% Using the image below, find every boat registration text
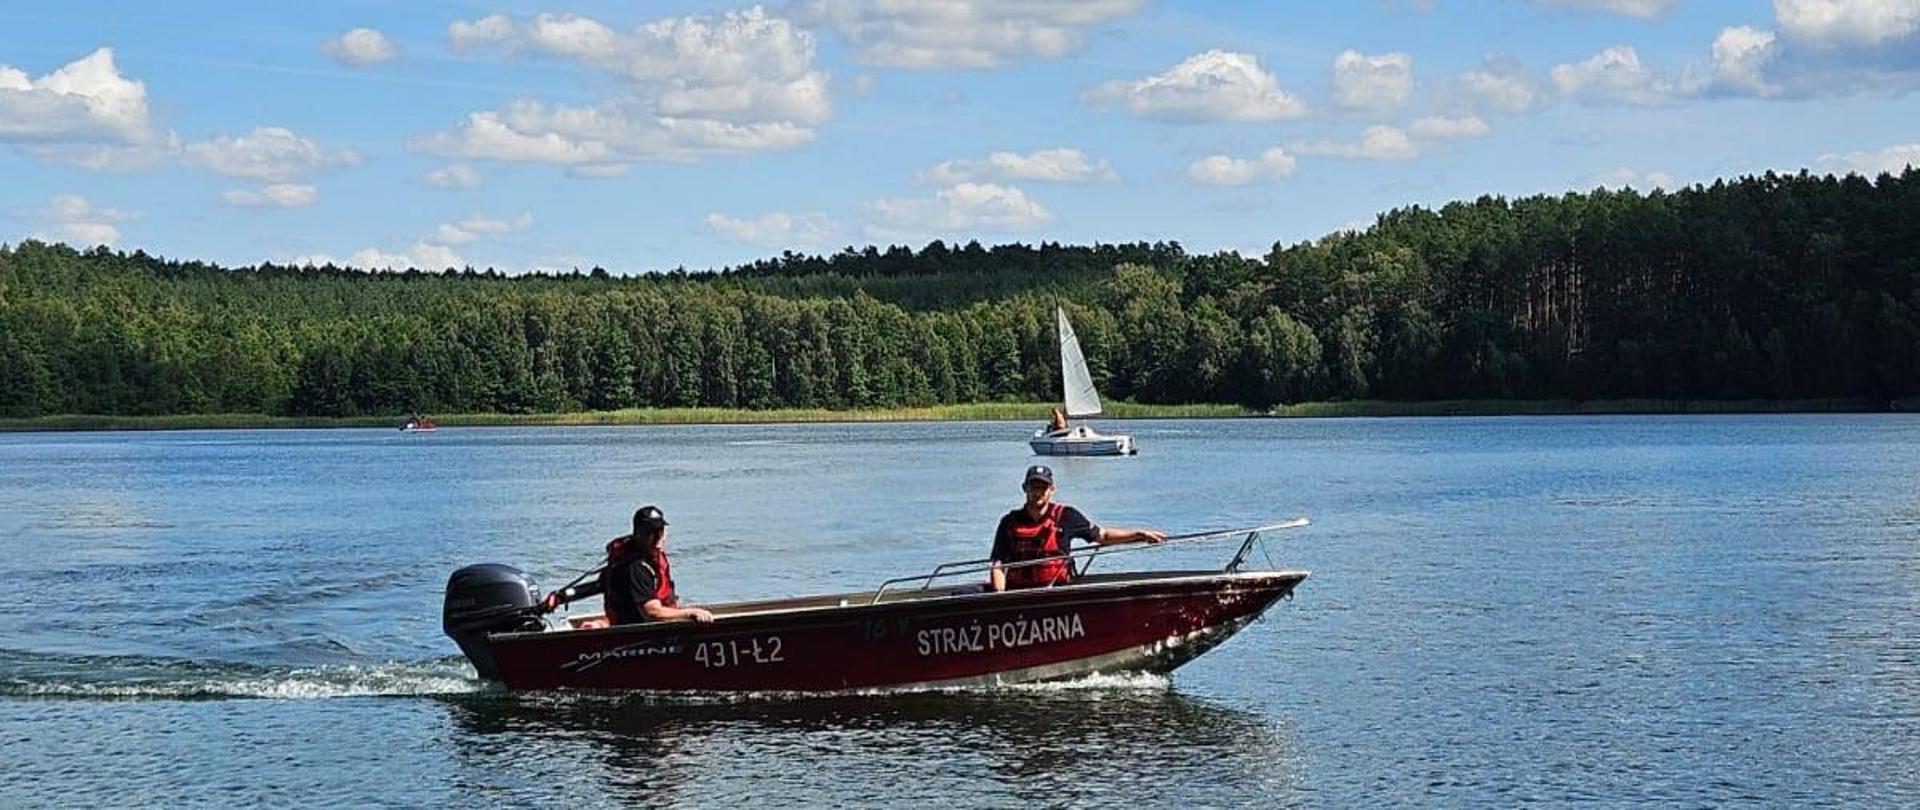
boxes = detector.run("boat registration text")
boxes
[916,613,1085,656]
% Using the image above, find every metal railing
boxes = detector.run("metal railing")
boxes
[867,518,1309,605]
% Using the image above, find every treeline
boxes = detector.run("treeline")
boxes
[1,169,1916,418]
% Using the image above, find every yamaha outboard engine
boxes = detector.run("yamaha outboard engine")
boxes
[443,564,544,681]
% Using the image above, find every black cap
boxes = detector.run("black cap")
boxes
[633,505,669,533]
[1023,465,1054,486]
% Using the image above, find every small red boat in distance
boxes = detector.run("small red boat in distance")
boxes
[443,520,1309,693]
[399,415,437,433]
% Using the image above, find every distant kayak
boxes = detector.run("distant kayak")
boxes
[399,417,438,433]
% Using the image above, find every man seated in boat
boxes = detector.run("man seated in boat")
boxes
[989,465,1166,591]
[1047,406,1069,434]
[587,506,714,625]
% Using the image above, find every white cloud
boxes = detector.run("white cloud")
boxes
[1592,166,1675,189]
[434,213,534,245]
[1775,0,1920,49]
[322,28,399,67]
[221,183,318,208]
[426,8,830,166]
[1707,25,1781,95]
[1817,142,1920,175]
[449,15,516,52]
[1458,58,1545,112]
[42,194,133,246]
[865,182,1051,239]
[1332,50,1413,110]
[414,98,818,164]
[1186,148,1297,186]
[1551,45,1680,105]
[1292,125,1420,161]
[0,48,152,144]
[1409,114,1490,140]
[1085,50,1307,123]
[792,0,1145,69]
[705,211,838,248]
[1531,0,1676,16]
[424,163,481,189]
[183,126,359,181]
[294,241,469,272]
[920,148,1117,184]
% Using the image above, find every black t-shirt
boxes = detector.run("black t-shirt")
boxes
[603,556,666,625]
[991,505,1101,562]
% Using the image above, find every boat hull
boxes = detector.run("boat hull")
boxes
[1029,428,1135,456]
[485,571,1303,692]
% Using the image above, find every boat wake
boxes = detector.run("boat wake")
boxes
[0,649,482,701]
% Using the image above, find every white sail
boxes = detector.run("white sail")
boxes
[1057,306,1104,417]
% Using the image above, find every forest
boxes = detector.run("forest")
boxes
[1,169,1916,418]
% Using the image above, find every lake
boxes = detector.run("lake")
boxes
[3,416,1918,806]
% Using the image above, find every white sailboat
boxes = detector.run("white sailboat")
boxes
[1030,306,1137,456]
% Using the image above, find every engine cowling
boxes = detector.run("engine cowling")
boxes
[443,563,544,681]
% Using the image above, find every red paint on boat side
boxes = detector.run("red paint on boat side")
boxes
[488,571,1303,692]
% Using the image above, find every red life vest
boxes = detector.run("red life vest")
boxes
[1004,503,1072,589]
[602,535,678,624]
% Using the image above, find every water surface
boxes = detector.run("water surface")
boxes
[3,416,1918,805]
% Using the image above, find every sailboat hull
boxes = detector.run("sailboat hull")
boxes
[1030,427,1136,456]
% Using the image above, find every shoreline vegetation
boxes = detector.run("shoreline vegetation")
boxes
[1,398,1910,432]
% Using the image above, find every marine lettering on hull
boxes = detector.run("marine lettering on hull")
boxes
[562,640,682,672]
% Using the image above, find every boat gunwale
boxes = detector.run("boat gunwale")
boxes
[496,569,1308,645]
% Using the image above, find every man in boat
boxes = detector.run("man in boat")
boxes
[1047,406,1069,434]
[989,465,1166,591]
[549,506,715,625]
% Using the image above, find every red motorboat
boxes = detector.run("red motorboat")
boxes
[442,521,1309,693]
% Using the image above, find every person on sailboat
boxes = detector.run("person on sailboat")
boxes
[988,465,1165,591]
[1047,406,1069,433]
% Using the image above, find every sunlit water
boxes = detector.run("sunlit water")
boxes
[3,416,1918,806]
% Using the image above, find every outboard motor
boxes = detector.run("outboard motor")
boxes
[443,563,544,681]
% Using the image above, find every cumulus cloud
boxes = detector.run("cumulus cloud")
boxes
[1457,57,1546,112]
[1292,125,1420,161]
[1531,0,1676,16]
[791,0,1145,69]
[865,182,1050,240]
[1084,50,1307,123]
[1817,142,1920,175]
[434,213,533,245]
[424,163,481,189]
[323,28,399,67]
[705,211,838,248]
[1592,166,1675,190]
[183,126,359,181]
[450,15,516,52]
[1332,50,1413,110]
[1409,114,1490,140]
[42,194,133,246]
[221,183,318,208]
[294,242,468,272]
[919,148,1117,184]
[1186,148,1296,186]
[425,8,830,166]
[1775,0,1920,49]
[1551,45,1681,105]
[1706,25,1781,95]
[0,48,152,144]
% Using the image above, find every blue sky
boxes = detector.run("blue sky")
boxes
[2,0,1916,273]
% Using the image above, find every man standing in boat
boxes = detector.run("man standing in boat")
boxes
[989,465,1166,591]
[599,506,714,625]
